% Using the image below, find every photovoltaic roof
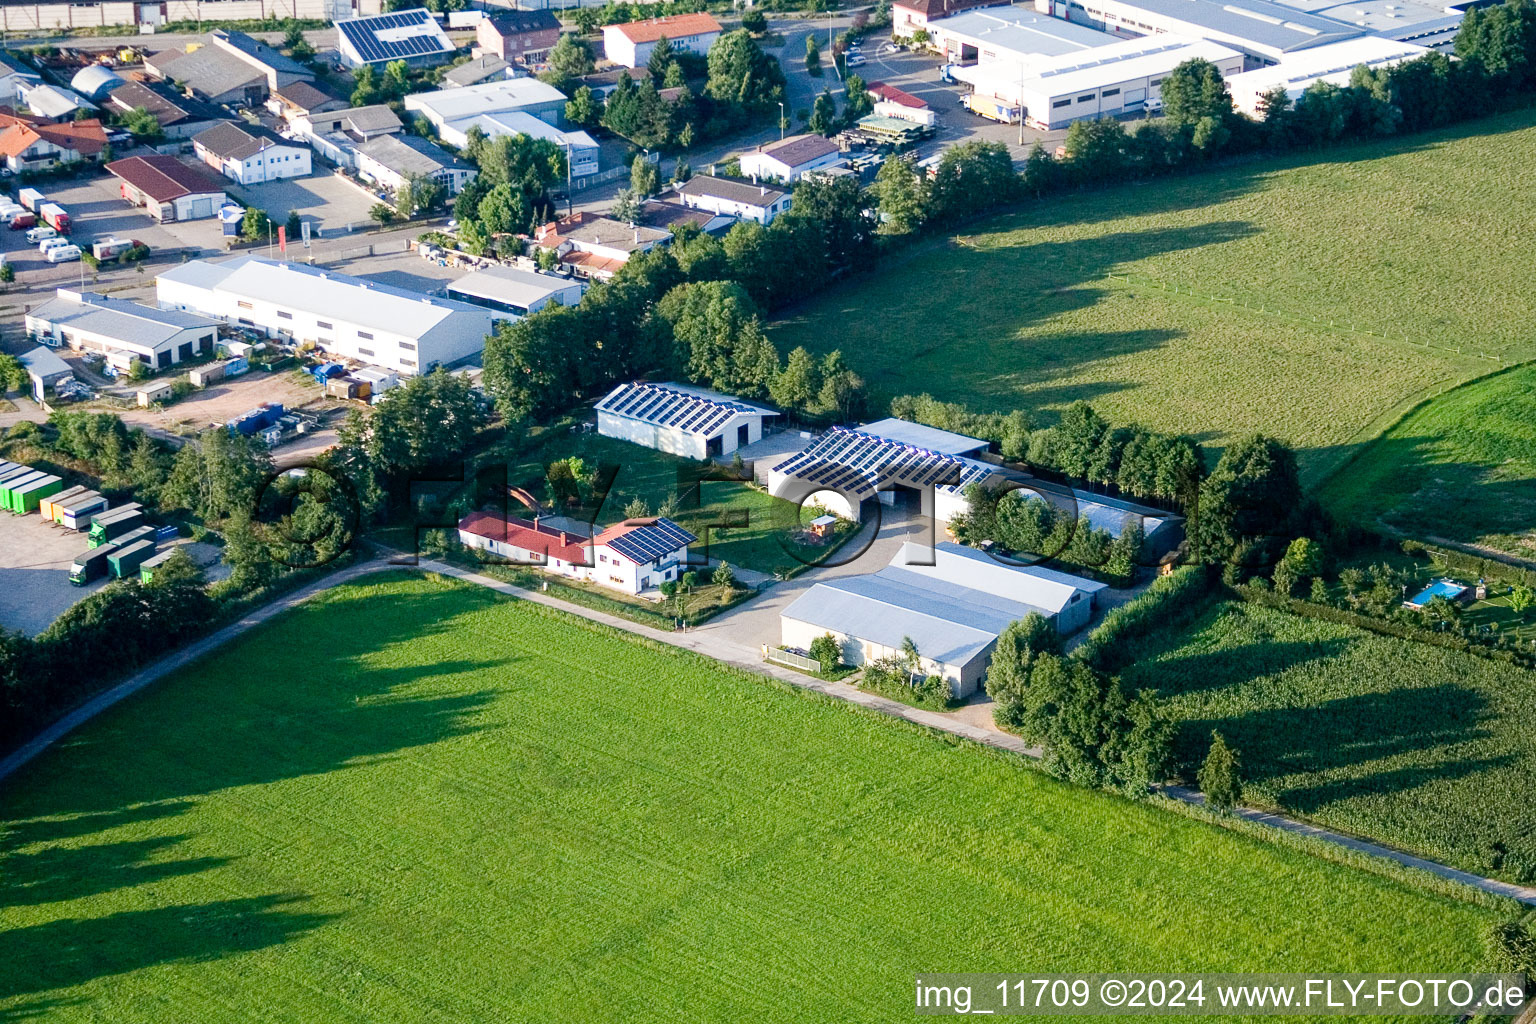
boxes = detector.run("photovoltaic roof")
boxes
[337,10,455,65]
[773,427,972,502]
[596,381,776,438]
[599,517,697,564]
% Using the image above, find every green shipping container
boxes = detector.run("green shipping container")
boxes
[12,475,63,514]
[107,540,156,579]
[0,470,47,512]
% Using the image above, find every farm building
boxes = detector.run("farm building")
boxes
[156,255,496,375]
[953,35,1244,128]
[18,345,73,402]
[1224,36,1432,114]
[779,542,1104,697]
[193,121,312,184]
[457,512,698,595]
[739,134,844,183]
[336,9,456,69]
[1053,0,1364,64]
[28,289,222,374]
[106,81,227,139]
[602,13,722,69]
[106,154,228,222]
[444,264,584,320]
[476,9,561,62]
[767,421,996,523]
[596,381,778,460]
[355,133,477,195]
[672,175,789,225]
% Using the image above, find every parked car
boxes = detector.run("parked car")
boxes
[44,244,82,263]
[846,53,867,66]
[25,225,56,244]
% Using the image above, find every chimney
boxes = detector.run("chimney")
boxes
[633,227,639,244]
[760,184,766,196]
[709,163,716,175]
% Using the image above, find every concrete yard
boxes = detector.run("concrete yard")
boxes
[227,171,386,236]
[114,368,325,439]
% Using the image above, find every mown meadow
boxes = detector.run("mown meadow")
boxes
[1116,599,1536,883]
[770,107,1536,485]
[0,575,1510,1022]
[1319,364,1536,558]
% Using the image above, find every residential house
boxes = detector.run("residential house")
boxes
[891,0,1009,37]
[457,512,697,595]
[0,51,40,106]
[290,103,402,168]
[672,174,789,225]
[0,114,107,173]
[602,12,721,68]
[106,154,228,222]
[739,134,844,182]
[475,9,561,63]
[355,133,476,195]
[194,121,312,184]
[441,54,510,88]
[531,212,669,279]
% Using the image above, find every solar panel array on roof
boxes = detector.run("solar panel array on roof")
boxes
[602,518,697,564]
[338,10,454,64]
[596,382,765,437]
[774,427,968,502]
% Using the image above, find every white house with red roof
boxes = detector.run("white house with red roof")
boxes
[739,134,844,183]
[458,512,698,594]
[867,81,937,127]
[603,12,721,68]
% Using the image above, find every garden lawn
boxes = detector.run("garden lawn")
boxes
[1115,599,1536,883]
[0,575,1509,1022]
[1317,364,1536,559]
[770,108,1536,484]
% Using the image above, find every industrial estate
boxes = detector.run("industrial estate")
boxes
[0,0,1534,1019]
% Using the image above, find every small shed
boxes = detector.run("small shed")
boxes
[137,380,175,407]
[326,376,371,401]
[18,345,73,402]
[188,361,226,387]
[809,514,837,539]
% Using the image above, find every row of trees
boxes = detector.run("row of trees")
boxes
[951,485,1145,584]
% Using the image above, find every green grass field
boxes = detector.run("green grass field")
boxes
[1115,599,1536,883]
[0,576,1509,1021]
[1318,365,1536,559]
[770,109,1536,486]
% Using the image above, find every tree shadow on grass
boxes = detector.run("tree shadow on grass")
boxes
[0,895,335,1003]
[1175,683,1494,812]
[0,577,511,1003]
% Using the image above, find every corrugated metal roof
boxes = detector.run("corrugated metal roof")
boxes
[29,290,220,351]
[893,541,1105,611]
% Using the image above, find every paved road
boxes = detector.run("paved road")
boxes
[4,549,1534,908]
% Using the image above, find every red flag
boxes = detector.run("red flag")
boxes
[277,225,287,253]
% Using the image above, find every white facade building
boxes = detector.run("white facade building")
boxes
[602,12,722,68]
[954,35,1245,128]
[739,134,844,183]
[404,77,568,134]
[445,264,585,320]
[355,133,477,194]
[672,175,789,225]
[1050,0,1365,64]
[156,255,495,375]
[596,381,778,460]
[458,512,697,594]
[1225,36,1432,114]
[193,121,311,184]
[929,8,1120,66]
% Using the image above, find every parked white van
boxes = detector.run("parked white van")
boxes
[44,244,81,263]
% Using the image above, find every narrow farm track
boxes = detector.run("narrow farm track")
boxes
[4,554,1534,909]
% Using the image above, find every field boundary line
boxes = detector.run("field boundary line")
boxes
[5,555,1533,909]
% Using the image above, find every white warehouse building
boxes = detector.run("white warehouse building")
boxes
[1049,0,1366,65]
[596,381,778,460]
[1224,36,1432,114]
[156,255,495,375]
[779,542,1105,697]
[955,35,1245,128]
[27,288,222,374]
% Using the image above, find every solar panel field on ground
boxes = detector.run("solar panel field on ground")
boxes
[769,107,1536,489]
[0,575,1512,1021]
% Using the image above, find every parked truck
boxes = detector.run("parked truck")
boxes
[18,187,45,212]
[107,539,156,579]
[962,92,1021,124]
[39,203,70,234]
[88,503,145,546]
[69,545,116,586]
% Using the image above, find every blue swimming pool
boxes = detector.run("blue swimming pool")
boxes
[1406,578,1468,607]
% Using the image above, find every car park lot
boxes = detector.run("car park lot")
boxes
[226,171,386,235]
[0,509,103,635]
